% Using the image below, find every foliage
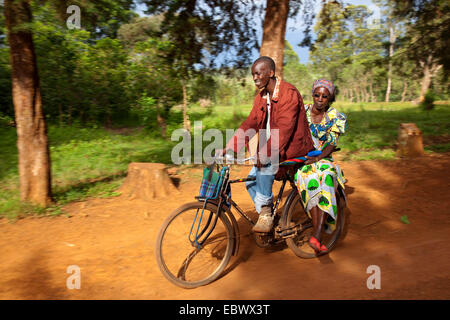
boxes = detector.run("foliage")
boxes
[140,0,260,71]
[420,91,436,111]
[283,40,314,100]
[38,0,138,39]
[309,3,385,102]
[1,0,448,127]
[391,0,450,77]
[132,94,157,126]
[1,101,450,219]
[117,15,162,47]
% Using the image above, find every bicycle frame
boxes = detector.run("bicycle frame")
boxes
[192,160,301,249]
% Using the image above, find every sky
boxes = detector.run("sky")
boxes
[135,0,379,64]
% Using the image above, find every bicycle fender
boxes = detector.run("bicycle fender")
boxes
[204,201,240,257]
[221,205,240,256]
[337,186,347,208]
[280,189,302,226]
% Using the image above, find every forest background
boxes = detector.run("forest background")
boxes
[0,0,448,218]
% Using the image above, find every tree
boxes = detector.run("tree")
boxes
[140,0,262,130]
[283,40,314,99]
[4,0,52,206]
[140,1,319,86]
[260,0,290,78]
[117,15,163,48]
[41,0,137,39]
[391,0,449,101]
[260,0,317,78]
[309,2,384,101]
[373,0,404,102]
[0,7,12,117]
[384,22,396,102]
[127,37,183,137]
[2,0,139,207]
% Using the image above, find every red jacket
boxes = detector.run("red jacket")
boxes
[226,79,314,161]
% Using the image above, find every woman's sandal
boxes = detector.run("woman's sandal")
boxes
[308,236,321,253]
[309,236,329,255]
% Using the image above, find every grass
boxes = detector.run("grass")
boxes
[1,101,449,220]
[0,125,179,220]
[337,102,450,160]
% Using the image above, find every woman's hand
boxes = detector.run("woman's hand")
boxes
[304,156,322,165]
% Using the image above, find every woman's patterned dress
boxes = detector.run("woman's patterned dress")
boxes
[296,105,347,223]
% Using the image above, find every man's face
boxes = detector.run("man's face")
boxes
[251,61,274,90]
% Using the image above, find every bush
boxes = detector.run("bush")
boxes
[132,95,157,126]
[420,91,436,111]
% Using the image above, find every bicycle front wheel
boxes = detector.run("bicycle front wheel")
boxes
[155,201,234,288]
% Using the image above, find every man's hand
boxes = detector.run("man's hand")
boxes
[214,148,226,158]
[255,153,270,168]
[255,156,264,168]
[215,148,234,159]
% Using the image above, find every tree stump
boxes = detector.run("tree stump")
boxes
[118,163,179,200]
[397,123,424,157]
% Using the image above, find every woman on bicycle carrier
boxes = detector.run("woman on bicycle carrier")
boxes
[297,79,347,255]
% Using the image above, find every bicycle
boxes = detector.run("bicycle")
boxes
[155,153,347,289]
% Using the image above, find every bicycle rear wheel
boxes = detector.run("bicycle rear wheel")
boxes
[155,201,234,288]
[282,189,346,259]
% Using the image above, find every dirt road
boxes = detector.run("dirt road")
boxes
[1,154,449,300]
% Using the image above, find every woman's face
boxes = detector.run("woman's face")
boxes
[313,87,331,111]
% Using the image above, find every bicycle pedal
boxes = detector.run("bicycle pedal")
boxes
[253,231,271,235]
[280,230,295,237]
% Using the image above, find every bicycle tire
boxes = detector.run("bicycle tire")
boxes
[155,201,234,288]
[282,189,346,259]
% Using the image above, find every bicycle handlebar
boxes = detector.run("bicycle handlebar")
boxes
[212,147,341,166]
[213,154,256,164]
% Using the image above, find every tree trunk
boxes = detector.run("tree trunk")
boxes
[401,80,408,102]
[385,70,392,102]
[362,84,369,103]
[105,110,112,129]
[418,55,443,102]
[369,81,376,102]
[181,80,191,131]
[118,163,179,201]
[260,0,290,78]
[5,0,52,207]
[397,123,424,157]
[419,65,432,102]
[355,87,360,103]
[156,100,167,138]
[385,25,396,103]
[58,103,63,126]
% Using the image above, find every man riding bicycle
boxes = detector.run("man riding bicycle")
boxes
[217,56,314,233]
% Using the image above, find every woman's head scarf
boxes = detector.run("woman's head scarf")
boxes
[312,79,335,97]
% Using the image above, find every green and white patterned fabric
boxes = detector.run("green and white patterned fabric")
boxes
[296,105,347,220]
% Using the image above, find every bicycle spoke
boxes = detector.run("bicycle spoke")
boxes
[156,202,233,288]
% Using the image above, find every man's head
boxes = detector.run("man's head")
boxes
[251,56,276,90]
